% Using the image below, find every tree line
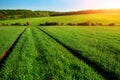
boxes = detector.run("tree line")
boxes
[0,9,55,20]
[0,9,120,20]
[50,9,120,16]
[2,21,115,26]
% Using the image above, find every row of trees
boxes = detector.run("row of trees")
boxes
[2,21,115,26]
[0,9,55,20]
[39,22,115,26]
[67,22,115,26]
[2,22,30,26]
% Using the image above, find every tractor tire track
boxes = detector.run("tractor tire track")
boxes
[38,27,118,80]
[0,27,27,69]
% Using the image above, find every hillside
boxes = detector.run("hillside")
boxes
[0,13,120,26]
[0,9,120,20]
[50,9,120,16]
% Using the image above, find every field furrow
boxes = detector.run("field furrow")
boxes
[0,27,27,68]
[0,27,104,80]
[0,27,26,55]
[40,26,120,80]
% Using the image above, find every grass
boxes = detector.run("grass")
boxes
[0,13,120,26]
[0,27,104,80]
[0,26,26,54]
[40,26,120,79]
[0,12,120,79]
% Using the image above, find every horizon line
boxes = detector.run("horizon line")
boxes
[0,8,120,12]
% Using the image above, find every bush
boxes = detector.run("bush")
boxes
[77,22,104,26]
[39,22,59,26]
[45,22,59,26]
[67,23,75,26]
[11,23,21,26]
[2,23,8,26]
[23,24,27,26]
[61,23,64,25]
[108,23,115,26]
[98,23,103,26]
[39,23,45,26]
[77,22,91,26]
[26,22,30,26]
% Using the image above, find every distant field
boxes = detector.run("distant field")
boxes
[0,26,120,79]
[0,13,120,26]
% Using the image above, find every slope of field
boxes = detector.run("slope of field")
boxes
[0,27,26,55]
[0,27,104,80]
[40,26,120,80]
[0,13,120,26]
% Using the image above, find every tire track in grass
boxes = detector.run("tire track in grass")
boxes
[0,27,103,79]
[0,28,37,79]
[38,27,118,80]
[0,27,27,69]
[32,27,104,80]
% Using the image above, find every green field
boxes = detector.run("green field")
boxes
[40,26,120,79]
[0,13,120,26]
[0,27,105,80]
[0,13,120,80]
[0,27,26,54]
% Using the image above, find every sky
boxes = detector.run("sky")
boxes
[0,0,120,11]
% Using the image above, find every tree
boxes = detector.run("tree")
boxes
[0,13,6,19]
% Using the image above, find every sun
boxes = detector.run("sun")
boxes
[82,0,120,10]
[104,0,120,9]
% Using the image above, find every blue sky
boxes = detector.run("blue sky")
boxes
[0,0,120,11]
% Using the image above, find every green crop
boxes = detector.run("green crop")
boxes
[0,27,104,80]
[0,26,26,54]
[0,12,120,80]
[40,26,120,79]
